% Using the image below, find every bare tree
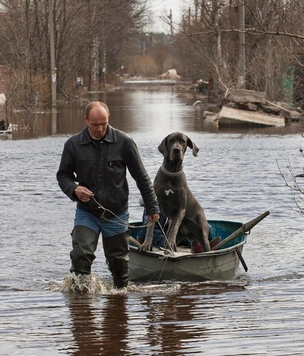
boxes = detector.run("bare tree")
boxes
[277,148,304,213]
[0,0,49,109]
[171,0,304,105]
[0,0,149,108]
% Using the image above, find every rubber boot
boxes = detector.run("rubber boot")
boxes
[70,225,99,275]
[102,231,130,289]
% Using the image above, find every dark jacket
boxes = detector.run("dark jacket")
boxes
[57,125,160,219]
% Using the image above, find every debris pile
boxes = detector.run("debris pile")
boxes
[158,69,181,80]
[217,89,304,127]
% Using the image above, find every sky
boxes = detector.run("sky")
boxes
[146,0,191,33]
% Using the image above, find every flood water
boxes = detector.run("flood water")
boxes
[1,88,304,355]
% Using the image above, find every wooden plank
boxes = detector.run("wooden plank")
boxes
[218,106,285,127]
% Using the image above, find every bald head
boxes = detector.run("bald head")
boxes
[85,101,110,118]
[84,101,110,140]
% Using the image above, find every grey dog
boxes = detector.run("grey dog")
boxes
[140,132,210,252]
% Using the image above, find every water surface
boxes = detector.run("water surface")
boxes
[1,89,304,355]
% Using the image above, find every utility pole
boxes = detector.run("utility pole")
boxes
[168,9,173,36]
[49,0,57,108]
[238,0,246,89]
[102,20,106,88]
[102,0,106,89]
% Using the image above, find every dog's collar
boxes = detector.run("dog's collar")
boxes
[160,165,184,177]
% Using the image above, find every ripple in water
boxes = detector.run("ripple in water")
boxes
[44,273,182,295]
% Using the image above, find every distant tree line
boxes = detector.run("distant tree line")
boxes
[1,0,304,110]
[0,0,172,110]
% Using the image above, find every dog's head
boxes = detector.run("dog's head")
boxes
[158,132,199,161]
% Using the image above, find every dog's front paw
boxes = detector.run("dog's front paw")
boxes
[139,223,155,252]
[166,240,177,252]
[139,240,152,252]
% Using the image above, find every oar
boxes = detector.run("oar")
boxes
[211,211,270,251]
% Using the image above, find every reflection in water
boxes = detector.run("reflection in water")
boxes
[65,294,128,356]
[1,88,304,355]
[141,294,204,354]
[51,109,57,135]
[63,281,248,356]
[64,292,195,356]
[6,88,304,140]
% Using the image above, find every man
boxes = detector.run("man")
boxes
[57,101,159,288]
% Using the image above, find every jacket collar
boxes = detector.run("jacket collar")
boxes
[80,125,117,145]
[103,125,117,143]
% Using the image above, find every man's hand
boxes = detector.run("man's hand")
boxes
[147,214,160,223]
[74,186,94,202]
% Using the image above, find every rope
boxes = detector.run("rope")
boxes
[91,197,176,281]
[91,197,176,261]
[155,220,176,254]
[91,196,152,229]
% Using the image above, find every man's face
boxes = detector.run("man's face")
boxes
[85,106,109,140]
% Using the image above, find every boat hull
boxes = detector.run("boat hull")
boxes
[128,220,247,282]
[129,243,245,282]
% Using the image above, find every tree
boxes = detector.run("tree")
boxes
[277,139,304,213]
[0,0,149,109]
[170,0,304,105]
[0,0,50,109]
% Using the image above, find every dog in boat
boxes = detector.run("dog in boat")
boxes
[140,132,210,252]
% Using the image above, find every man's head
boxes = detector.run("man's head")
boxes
[84,101,110,139]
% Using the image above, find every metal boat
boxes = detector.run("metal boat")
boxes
[128,211,269,282]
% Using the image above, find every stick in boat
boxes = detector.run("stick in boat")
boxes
[211,211,270,251]
[236,248,248,272]
[129,236,142,248]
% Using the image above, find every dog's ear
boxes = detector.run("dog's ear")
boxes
[158,136,169,157]
[187,137,199,157]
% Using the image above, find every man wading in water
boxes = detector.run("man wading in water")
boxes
[57,101,159,288]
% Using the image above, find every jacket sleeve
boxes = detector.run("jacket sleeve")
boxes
[125,138,160,216]
[56,139,78,201]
